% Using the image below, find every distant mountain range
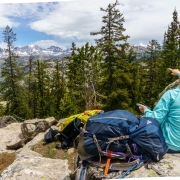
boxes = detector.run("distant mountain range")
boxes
[132,45,147,59]
[0,44,148,60]
[0,45,72,58]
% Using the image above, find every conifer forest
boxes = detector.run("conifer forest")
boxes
[0,0,180,120]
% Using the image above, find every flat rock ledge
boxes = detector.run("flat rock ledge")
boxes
[0,123,23,153]
[0,123,71,180]
[0,149,71,180]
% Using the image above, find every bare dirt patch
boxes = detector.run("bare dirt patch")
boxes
[0,152,15,174]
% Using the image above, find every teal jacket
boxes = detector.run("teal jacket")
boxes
[144,75,180,151]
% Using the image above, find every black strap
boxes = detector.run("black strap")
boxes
[73,117,81,132]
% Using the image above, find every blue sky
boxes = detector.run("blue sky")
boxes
[1,0,180,49]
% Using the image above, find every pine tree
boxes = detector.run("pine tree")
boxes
[90,0,136,111]
[32,60,51,118]
[66,42,102,113]
[24,54,35,118]
[142,40,162,107]
[130,60,147,114]
[104,54,139,112]
[50,61,66,119]
[90,0,129,82]
[65,43,85,114]
[71,42,76,56]
[1,25,30,119]
[162,9,180,86]
[82,44,102,109]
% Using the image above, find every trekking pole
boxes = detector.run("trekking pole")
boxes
[119,159,143,179]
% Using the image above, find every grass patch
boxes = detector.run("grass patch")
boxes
[32,140,77,172]
[69,172,76,180]
[44,144,57,158]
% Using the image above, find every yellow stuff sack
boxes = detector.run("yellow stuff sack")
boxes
[59,109,101,132]
[58,109,102,149]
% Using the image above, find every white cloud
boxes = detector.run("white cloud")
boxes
[0,42,7,49]
[32,39,95,49]
[28,1,110,41]
[32,39,68,49]
[0,2,59,29]
[1,0,180,47]
[139,42,147,47]
[28,0,180,45]
[120,0,179,45]
[0,16,19,28]
[0,0,74,3]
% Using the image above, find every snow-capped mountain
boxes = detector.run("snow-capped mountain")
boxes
[0,44,148,60]
[46,46,63,53]
[0,45,71,58]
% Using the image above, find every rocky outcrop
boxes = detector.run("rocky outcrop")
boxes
[1,132,71,180]
[0,123,22,153]
[0,116,17,128]
[0,119,71,180]
[5,117,57,150]
[21,117,57,138]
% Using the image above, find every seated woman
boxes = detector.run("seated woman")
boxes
[138,68,180,153]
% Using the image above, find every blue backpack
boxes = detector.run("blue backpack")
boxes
[130,116,168,161]
[76,110,168,179]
